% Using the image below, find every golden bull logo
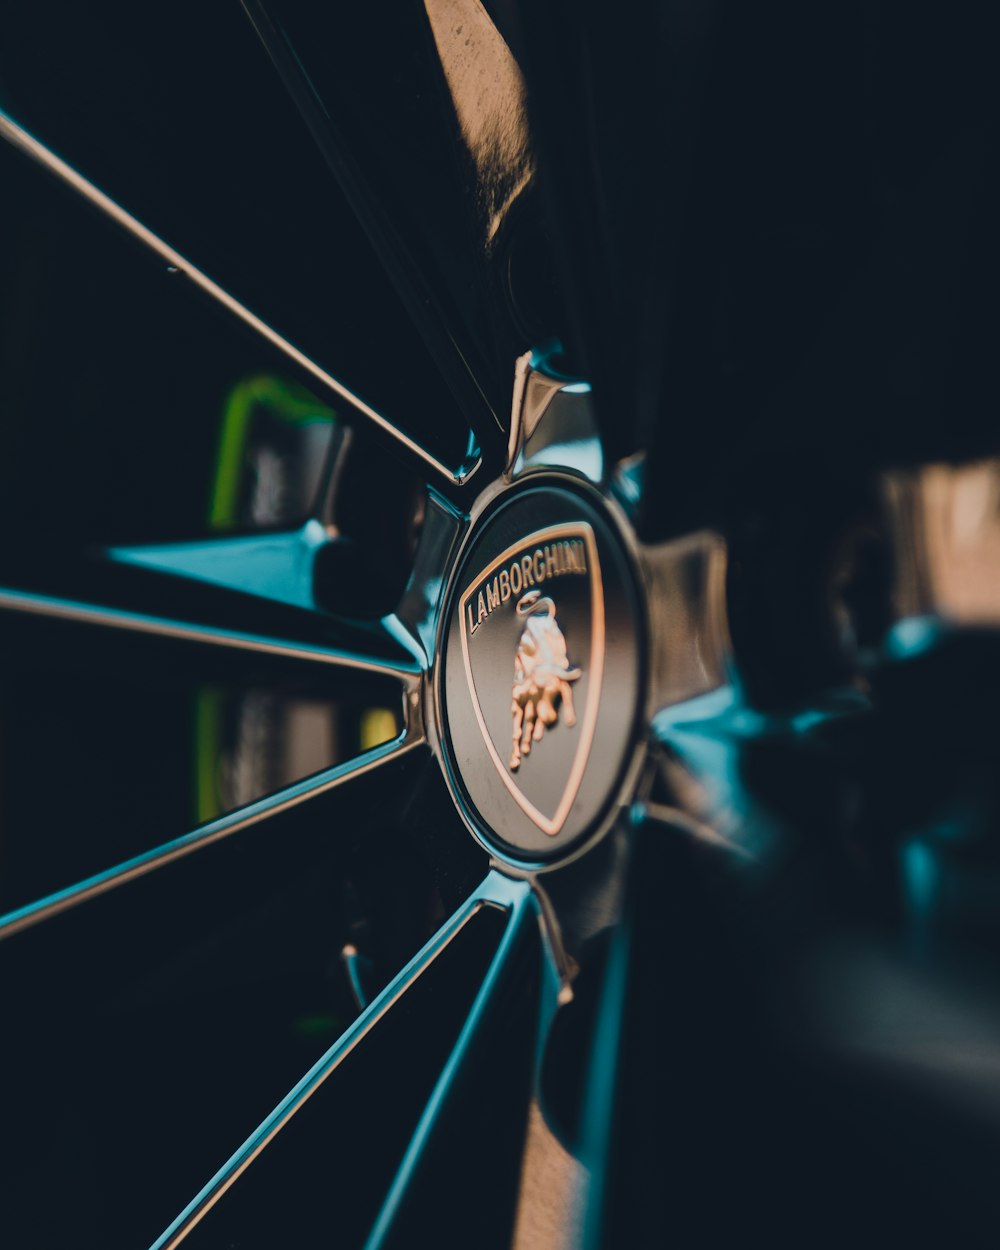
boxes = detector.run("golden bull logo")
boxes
[459,522,605,836]
[509,590,582,772]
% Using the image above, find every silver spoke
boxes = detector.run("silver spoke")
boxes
[0,584,421,686]
[363,878,534,1249]
[0,735,424,941]
[108,523,336,614]
[151,871,521,1250]
[640,528,731,718]
[239,0,506,469]
[0,108,467,487]
[506,354,604,483]
[578,902,632,1250]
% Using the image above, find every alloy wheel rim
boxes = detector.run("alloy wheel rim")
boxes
[4,4,998,1248]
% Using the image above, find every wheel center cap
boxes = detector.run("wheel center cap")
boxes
[439,480,644,866]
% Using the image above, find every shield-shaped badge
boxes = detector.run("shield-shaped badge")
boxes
[459,522,605,835]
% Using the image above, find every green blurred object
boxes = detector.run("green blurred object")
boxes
[195,375,339,823]
[194,685,226,824]
[209,373,336,530]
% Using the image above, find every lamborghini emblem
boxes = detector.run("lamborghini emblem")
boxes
[459,522,604,836]
[509,590,581,771]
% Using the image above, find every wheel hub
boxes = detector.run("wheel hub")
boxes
[439,478,645,867]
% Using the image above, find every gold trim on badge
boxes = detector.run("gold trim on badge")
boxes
[459,523,605,836]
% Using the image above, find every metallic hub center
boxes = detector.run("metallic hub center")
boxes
[440,479,644,866]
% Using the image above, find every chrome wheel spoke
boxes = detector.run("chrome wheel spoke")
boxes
[0,736,424,939]
[240,1,526,473]
[577,882,632,1250]
[576,807,771,1247]
[0,738,436,1249]
[0,109,463,487]
[640,529,730,717]
[365,881,541,1250]
[150,875,522,1249]
[0,583,421,686]
[108,525,360,619]
[506,354,605,484]
[501,0,694,467]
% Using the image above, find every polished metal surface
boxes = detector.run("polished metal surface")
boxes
[507,354,603,483]
[0,583,422,686]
